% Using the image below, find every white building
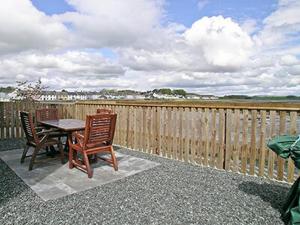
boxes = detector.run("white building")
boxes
[152,93,180,99]
[40,91,57,101]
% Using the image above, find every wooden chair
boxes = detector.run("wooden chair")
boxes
[35,108,59,121]
[96,108,113,114]
[69,114,117,178]
[35,108,68,145]
[20,111,64,170]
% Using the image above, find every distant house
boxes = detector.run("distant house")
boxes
[200,95,218,100]
[57,91,68,101]
[40,91,57,101]
[67,92,77,101]
[186,94,201,100]
[125,94,145,100]
[87,92,100,100]
[152,93,180,99]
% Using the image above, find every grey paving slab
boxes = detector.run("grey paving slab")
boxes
[0,148,159,201]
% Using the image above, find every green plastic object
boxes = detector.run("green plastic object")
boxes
[267,135,300,169]
[282,177,300,225]
[268,135,300,224]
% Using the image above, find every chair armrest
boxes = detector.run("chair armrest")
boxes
[74,132,84,140]
[36,129,55,136]
[71,132,85,147]
[37,132,50,145]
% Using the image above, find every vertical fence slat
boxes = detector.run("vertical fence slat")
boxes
[249,110,257,175]
[184,108,190,162]
[225,109,232,170]
[162,107,167,158]
[277,111,286,181]
[5,102,10,138]
[218,109,225,169]
[172,108,177,160]
[196,108,202,165]
[288,111,297,182]
[210,109,217,167]
[232,109,240,172]
[0,102,4,139]
[10,103,15,139]
[258,110,266,177]
[15,101,20,138]
[167,107,172,158]
[191,107,197,164]
[203,108,209,166]
[241,109,248,174]
[268,111,276,179]
[142,106,147,152]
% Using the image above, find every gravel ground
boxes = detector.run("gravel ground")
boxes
[0,139,290,225]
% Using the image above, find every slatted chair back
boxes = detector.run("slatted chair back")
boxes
[35,108,59,122]
[83,114,117,148]
[96,108,113,114]
[20,111,39,144]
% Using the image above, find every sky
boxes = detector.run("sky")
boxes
[0,0,299,96]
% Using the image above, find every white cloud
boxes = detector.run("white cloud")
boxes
[0,0,299,96]
[0,0,69,55]
[120,16,254,72]
[56,0,165,49]
[256,0,300,47]
[241,19,258,35]
[0,51,125,90]
[184,16,254,68]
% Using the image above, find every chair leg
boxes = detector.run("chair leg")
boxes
[29,146,40,171]
[83,152,93,178]
[21,145,29,163]
[69,145,74,169]
[110,146,118,171]
[58,142,64,164]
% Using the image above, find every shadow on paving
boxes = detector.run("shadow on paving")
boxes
[239,181,289,213]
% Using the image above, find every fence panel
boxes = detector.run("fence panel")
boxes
[1,100,300,183]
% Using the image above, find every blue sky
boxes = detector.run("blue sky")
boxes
[166,0,277,26]
[31,0,75,15]
[31,0,277,26]
[0,0,299,95]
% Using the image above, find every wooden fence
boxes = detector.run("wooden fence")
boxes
[1,100,300,183]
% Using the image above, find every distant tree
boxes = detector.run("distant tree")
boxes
[173,89,186,97]
[222,95,252,99]
[0,86,15,93]
[152,89,159,94]
[159,88,172,95]
[286,95,298,99]
[13,79,47,102]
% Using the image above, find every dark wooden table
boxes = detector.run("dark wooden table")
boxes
[39,119,85,149]
[39,119,85,132]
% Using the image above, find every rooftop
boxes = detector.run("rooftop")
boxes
[0,139,289,225]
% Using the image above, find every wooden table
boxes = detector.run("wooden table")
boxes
[39,119,85,148]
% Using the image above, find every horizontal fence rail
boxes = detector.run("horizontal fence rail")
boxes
[1,100,300,183]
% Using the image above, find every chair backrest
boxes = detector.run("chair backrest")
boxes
[35,108,59,122]
[83,114,117,148]
[20,111,39,144]
[96,108,113,114]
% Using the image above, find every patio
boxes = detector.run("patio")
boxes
[0,139,290,225]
